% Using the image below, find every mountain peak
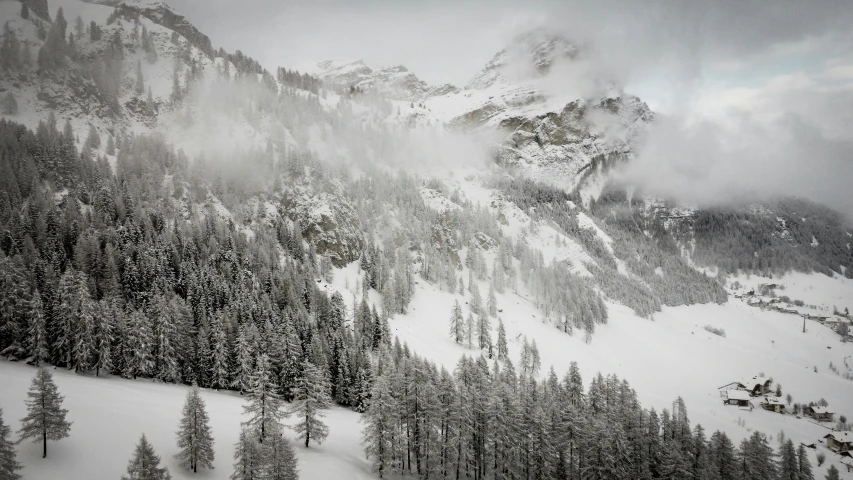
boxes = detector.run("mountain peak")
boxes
[467,28,578,90]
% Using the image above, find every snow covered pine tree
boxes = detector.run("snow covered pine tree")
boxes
[175,384,215,473]
[121,433,171,480]
[17,367,71,458]
[0,409,22,480]
[289,360,331,447]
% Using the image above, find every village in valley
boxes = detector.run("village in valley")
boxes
[719,374,852,472]
[732,281,853,343]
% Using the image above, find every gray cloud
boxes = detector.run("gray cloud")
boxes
[167,0,853,214]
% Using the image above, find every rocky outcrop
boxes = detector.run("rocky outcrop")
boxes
[281,183,364,267]
[95,0,214,57]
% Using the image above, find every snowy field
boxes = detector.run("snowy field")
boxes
[328,264,853,478]
[0,361,373,480]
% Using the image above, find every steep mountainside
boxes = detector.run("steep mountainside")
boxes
[2,2,853,479]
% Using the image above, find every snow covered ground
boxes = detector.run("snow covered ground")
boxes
[0,361,373,480]
[327,263,853,478]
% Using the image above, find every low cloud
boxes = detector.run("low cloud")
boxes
[618,110,853,215]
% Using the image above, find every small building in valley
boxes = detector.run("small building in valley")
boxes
[722,389,752,408]
[806,405,834,422]
[759,396,785,413]
[741,376,772,397]
[824,432,852,454]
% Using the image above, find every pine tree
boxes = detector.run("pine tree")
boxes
[495,318,508,361]
[232,324,255,393]
[796,443,814,480]
[779,439,798,480]
[0,409,22,480]
[93,300,113,377]
[125,309,152,379]
[488,284,497,317]
[825,465,839,480]
[232,428,263,480]
[27,291,48,366]
[465,313,474,349]
[18,367,72,458]
[476,313,491,354]
[243,353,286,443]
[210,315,230,390]
[152,296,180,383]
[469,275,483,315]
[175,385,215,473]
[264,424,299,479]
[449,300,464,344]
[289,361,331,447]
[362,375,399,478]
[530,339,541,377]
[121,434,171,480]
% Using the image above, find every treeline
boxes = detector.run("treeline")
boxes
[276,67,322,95]
[0,118,386,418]
[362,345,816,480]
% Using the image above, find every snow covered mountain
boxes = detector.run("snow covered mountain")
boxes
[306,58,458,100]
[1,2,852,479]
[306,29,654,188]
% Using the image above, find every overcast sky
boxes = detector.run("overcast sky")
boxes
[169,0,853,214]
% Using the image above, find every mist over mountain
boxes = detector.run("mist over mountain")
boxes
[1,1,852,479]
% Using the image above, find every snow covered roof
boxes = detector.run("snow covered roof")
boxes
[761,396,784,405]
[825,432,853,444]
[742,376,770,388]
[810,406,833,414]
[725,390,751,401]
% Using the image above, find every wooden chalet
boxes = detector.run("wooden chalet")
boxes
[741,376,772,397]
[806,405,834,421]
[759,396,785,413]
[824,431,852,455]
[722,389,751,408]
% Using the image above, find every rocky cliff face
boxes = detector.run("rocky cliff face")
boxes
[309,60,457,101]
[281,183,365,268]
[425,29,654,187]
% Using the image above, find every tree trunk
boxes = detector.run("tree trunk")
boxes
[43,429,47,458]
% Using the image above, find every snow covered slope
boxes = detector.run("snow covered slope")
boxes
[328,263,853,478]
[0,361,374,480]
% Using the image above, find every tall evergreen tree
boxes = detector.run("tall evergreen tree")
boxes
[496,318,508,361]
[121,434,171,480]
[27,291,48,366]
[289,361,330,447]
[175,385,215,473]
[796,443,814,480]
[18,367,72,458]
[264,425,299,480]
[825,465,839,480]
[0,409,21,480]
[243,353,285,443]
[232,428,263,480]
[449,300,464,344]
[362,375,399,478]
[779,438,798,480]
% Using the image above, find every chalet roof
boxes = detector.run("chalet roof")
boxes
[810,406,834,414]
[726,390,751,401]
[742,376,770,389]
[824,432,853,444]
[761,396,784,405]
